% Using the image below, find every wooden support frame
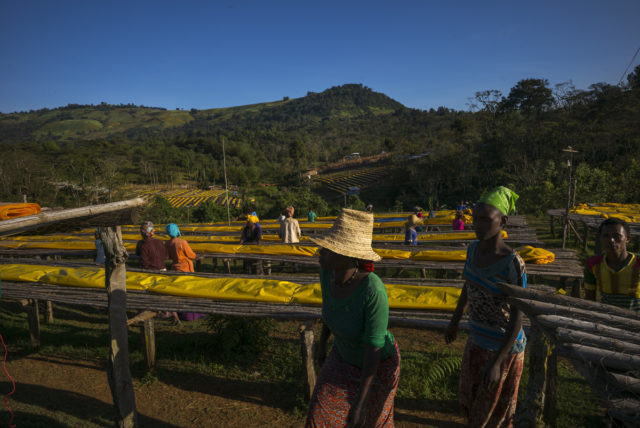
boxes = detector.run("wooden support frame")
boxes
[45,300,54,323]
[100,226,137,428]
[26,299,40,347]
[515,324,552,427]
[140,319,156,371]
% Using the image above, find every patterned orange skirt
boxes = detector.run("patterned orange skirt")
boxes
[306,341,400,428]
[459,341,524,428]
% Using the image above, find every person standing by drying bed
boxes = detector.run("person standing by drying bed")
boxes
[165,223,201,322]
[445,186,526,428]
[136,221,167,271]
[240,215,264,275]
[306,208,400,427]
[404,214,421,246]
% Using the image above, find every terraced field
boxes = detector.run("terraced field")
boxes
[313,166,388,194]
[137,188,242,208]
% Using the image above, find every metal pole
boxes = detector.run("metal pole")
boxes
[222,137,231,225]
[561,146,578,249]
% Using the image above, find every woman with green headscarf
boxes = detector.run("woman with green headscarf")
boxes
[444,186,526,427]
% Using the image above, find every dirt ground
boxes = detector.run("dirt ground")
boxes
[1,327,467,428]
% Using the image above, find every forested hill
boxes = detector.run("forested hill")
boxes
[2,72,640,214]
[0,84,406,144]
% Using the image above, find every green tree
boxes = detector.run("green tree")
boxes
[501,78,553,115]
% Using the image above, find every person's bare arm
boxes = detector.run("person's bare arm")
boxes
[484,306,523,387]
[445,284,468,343]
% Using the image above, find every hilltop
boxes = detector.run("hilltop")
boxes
[0,84,408,144]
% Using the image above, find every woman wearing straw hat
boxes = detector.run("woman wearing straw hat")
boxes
[404,214,422,246]
[306,209,400,428]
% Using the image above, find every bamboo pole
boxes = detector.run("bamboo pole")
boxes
[568,359,640,422]
[536,315,640,345]
[100,226,137,428]
[606,372,640,395]
[559,343,640,371]
[555,327,640,355]
[507,297,640,332]
[496,282,639,321]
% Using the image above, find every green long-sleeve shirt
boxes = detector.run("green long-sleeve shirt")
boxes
[320,268,395,367]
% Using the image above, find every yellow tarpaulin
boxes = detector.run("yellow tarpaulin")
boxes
[570,203,640,223]
[0,263,461,311]
[412,249,467,262]
[4,230,503,243]
[0,239,555,264]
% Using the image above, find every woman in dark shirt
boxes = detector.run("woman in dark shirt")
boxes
[135,221,167,270]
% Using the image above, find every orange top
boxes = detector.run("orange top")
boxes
[166,238,196,272]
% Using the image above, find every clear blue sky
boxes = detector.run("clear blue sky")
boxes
[1,0,639,113]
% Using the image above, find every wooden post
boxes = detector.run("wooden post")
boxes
[544,351,558,428]
[45,300,54,323]
[299,320,317,401]
[514,324,549,427]
[27,299,40,347]
[549,215,555,238]
[140,318,156,371]
[561,146,578,249]
[570,279,582,298]
[100,226,137,428]
[582,222,589,251]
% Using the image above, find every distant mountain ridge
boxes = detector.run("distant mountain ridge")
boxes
[0,84,408,144]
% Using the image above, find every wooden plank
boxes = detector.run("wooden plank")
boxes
[536,315,640,346]
[507,297,640,331]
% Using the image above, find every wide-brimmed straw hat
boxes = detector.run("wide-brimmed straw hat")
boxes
[309,208,382,262]
[406,214,423,227]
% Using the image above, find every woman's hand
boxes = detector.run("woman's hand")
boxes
[444,322,458,344]
[484,359,502,389]
[346,402,365,428]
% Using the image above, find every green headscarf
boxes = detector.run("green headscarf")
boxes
[477,186,519,215]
